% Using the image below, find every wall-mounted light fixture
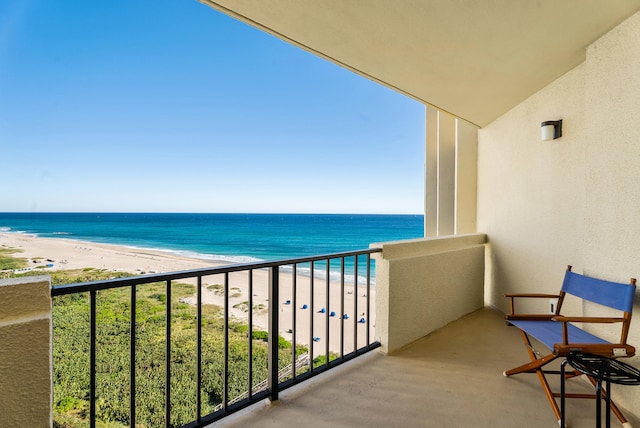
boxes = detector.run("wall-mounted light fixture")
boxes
[541,119,562,141]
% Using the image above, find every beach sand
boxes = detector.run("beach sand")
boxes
[1,232,375,357]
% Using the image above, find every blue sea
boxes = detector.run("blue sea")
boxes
[0,213,423,280]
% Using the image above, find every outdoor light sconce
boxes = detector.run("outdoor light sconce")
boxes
[541,119,562,141]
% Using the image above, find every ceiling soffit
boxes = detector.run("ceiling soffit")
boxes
[200,1,640,127]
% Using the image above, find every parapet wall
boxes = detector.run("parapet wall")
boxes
[372,234,486,354]
[0,276,52,428]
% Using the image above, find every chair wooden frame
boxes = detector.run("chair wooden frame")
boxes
[504,265,636,427]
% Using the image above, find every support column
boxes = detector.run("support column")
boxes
[456,119,478,234]
[424,107,479,237]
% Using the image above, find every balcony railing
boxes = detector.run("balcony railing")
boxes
[50,248,381,428]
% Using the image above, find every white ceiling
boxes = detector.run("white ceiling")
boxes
[199,0,640,127]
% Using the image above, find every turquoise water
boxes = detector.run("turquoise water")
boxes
[0,213,423,280]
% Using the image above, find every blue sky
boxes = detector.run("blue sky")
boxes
[1,0,425,214]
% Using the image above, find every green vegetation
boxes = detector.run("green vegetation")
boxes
[0,246,27,271]
[312,353,339,367]
[232,301,268,313]
[7,267,308,428]
[2,248,334,428]
[206,283,223,295]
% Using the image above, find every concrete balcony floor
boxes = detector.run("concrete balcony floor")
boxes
[214,308,640,428]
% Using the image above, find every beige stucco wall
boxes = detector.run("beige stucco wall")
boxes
[0,276,52,428]
[479,10,640,415]
[372,234,486,354]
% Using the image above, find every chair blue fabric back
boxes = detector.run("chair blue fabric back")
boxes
[562,270,636,312]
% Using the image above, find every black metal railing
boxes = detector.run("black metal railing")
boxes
[51,248,381,428]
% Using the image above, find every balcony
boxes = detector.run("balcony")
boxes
[1,234,639,427]
[217,307,640,428]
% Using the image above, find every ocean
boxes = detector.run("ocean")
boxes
[0,213,424,279]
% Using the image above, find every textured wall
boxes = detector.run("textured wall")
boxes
[478,11,640,415]
[479,61,587,312]
[0,276,52,428]
[372,234,486,354]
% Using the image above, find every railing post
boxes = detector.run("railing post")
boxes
[90,290,96,428]
[130,285,136,428]
[165,280,171,428]
[268,266,279,401]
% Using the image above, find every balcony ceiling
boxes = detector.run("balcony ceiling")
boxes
[199,0,640,127]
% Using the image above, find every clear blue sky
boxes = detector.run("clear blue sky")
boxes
[1,0,425,214]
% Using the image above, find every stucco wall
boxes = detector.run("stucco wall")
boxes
[478,11,640,414]
[372,234,486,354]
[0,276,52,428]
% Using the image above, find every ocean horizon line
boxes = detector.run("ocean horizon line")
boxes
[1,229,378,286]
[0,212,424,284]
[0,211,424,217]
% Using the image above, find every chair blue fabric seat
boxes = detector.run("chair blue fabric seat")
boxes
[509,320,610,351]
[504,266,636,426]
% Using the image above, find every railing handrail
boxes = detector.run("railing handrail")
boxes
[50,247,382,428]
[51,248,382,296]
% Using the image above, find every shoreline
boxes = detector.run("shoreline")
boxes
[1,232,375,356]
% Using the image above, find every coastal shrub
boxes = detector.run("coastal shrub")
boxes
[55,396,86,413]
[42,268,297,428]
[312,352,339,368]
[278,335,291,349]
[252,330,268,341]
[0,247,27,270]
[233,301,250,312]
[250,330,292,349]
[232,324,249,334]
[149,292,166,303]
[40,269,132,285]
[207,283,224,295]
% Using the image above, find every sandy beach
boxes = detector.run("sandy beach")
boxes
[1,232,375,357]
